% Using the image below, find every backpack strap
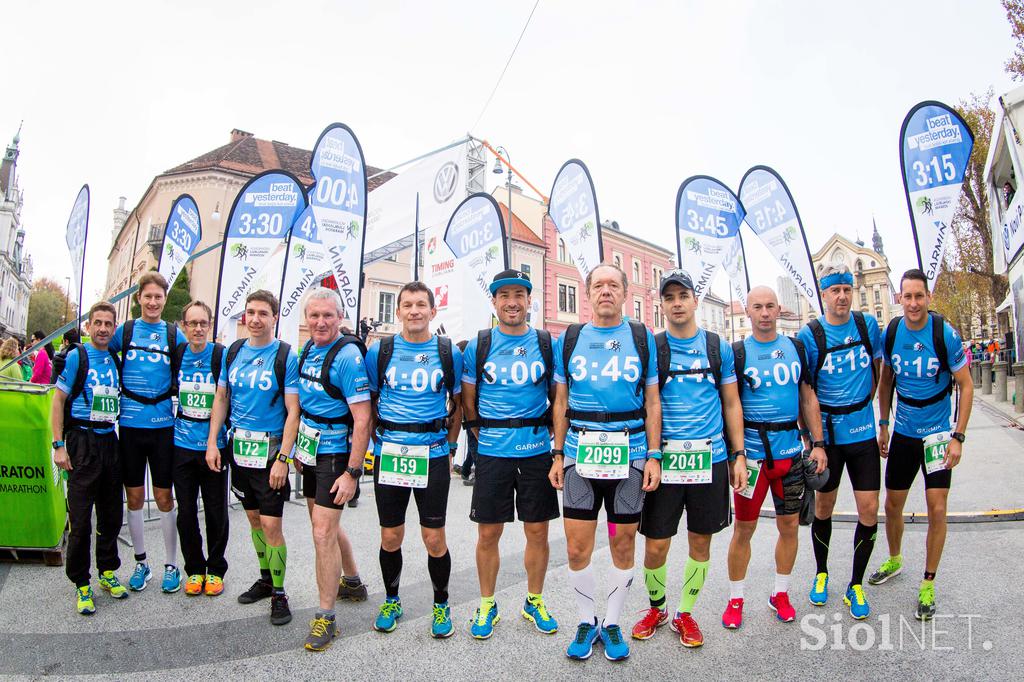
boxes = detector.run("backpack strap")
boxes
[707,331,723,387]
[790,337,809,384]
[475,329,493,385]
[170,342,187,397]
[732,339,749,395]
[225,339,246,373]
[466,327,553,431]
[884,316,901,364]
[536,328,554,388]
[930,312,951,379]
[561,323,585,390]
[655,331,671,390]
[271,341,290,407]
[376,335,395,392]
[628,321,650,396]
[808,318,826,389]
[437,335,455,398]
[656,330,720,387]
[118,319,176,405]
[64,345,121,433]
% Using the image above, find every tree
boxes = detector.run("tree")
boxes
[130,268,191,322]
[1004,1,1024,80]
[26,278,76,338]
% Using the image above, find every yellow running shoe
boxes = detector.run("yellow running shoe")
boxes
[98,571,128,599]
[185,574,205,596]
[76,586,96,615]
[205,575,224,597]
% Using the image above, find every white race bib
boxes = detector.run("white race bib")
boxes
[662,439,712,484]
[378,441,429,488]
[294,420,321,466]
[179,381,215,420]
[923,431,951,475]
[233,430,271,469]
[89,385,119,423]
[737,460,762,499]
[575,430,630,480]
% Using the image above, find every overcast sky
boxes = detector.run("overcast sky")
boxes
[3,0,1018,308]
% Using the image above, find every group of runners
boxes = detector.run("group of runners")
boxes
[51,260,971,660]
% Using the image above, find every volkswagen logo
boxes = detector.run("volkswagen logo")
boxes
[683,441,692,450]
[193,383,200,391]
[599,433,608,443]
[433,162,459,203]
[401,446,409,455]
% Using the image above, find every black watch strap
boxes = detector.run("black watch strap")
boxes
[951,431,966,443]
[346,466,363,478]
[811,440,826,449]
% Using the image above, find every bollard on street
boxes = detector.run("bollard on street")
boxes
[994,360,1009,402]
[982,360,993,395]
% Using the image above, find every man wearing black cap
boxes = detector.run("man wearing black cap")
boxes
[461,269,559,640]
[632,270,747,648]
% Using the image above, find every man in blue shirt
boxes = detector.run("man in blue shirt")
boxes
[869,269,973,621]
[550,264,662,663]
[633,270,746,648]
[296,287,372,651]
[171,300,229,598]
[365,281,463,639]
[462,269,559,640]
[109,272,187,594]
[206,290,300,626]
[797,265,883,619]
[51,301,129,615]
[724,286,827,630]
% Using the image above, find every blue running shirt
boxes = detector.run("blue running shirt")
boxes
[110,320,186,428]
[738,335,804,462]
[174,343,228,451]
[56,345,121,435]
[660,329,737,464]
[366,336,463,459]
[218,339,299,437]
[553,321,658,461]
[298,341,371,454]
[885,316,966,438]
[461,328,551,458]
[797,314,882,445]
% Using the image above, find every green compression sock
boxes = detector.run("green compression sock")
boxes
[677,558,709,614]
[644,564,667,610]
[266,543,287,590]
[251,529,269,572]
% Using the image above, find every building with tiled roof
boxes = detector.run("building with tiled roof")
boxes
[0,127,32,340]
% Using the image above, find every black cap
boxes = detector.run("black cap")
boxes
[489,269,533,296]
[659,269,695,295]
[802,452,829,491]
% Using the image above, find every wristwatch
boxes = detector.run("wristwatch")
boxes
[728,449,746,462]
[646,450,663,461]
[275,451,293,465]
[345,466,363,479]
[878,419,890,427]
[951,431,966,443]
[52,440,65,449]
[811,440,826,449]
[448,442,459,453]
[551,448,564,457]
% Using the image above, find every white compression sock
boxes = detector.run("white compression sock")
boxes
[730,580,745,600]
[603,566,635,627]
[127,509,147,560]
[161,508,178,567]
[773,573,790,596]
[568,565,597,625]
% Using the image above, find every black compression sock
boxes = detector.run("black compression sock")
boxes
[380,547,403,599]
[850,522,878,587]
[811,516,832,575]
[427,551,451,604]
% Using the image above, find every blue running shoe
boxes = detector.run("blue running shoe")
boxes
[470,601,500,639]
[809,572,828,606]
[566,621,600,660]
[843,584,870,620]
[162,565,181,593]
[522,596,558,634]
[373,597,403,633]
[128,562,151,592]
[600,624,630,661]
[431,602,454,638]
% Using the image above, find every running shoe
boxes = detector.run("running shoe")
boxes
[337,579,368,602]
[809,572,828,606]
[270,593,292,626]
[184,574,204,596]
[76,586,96,615]
[769,592,796,623]
[844,584,870,620]
[374,597,403,632]
[162,565,181,593]
[304,616,338,652]
[128,562,151,591]
[205,575,224,597]
[521,596,558,634]
[721,598,744,629]
[631,607,668,640]
[471,601,500,639]
[600,624,630,661]
[98,571,128,599]
[868,556,903,585]
[916,582,936,621]
[566,621,600,660]
[431,602,454,638]
[671,612,704,647]
[237,578,273,604]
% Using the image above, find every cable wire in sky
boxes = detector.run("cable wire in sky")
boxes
[468,0,541,133]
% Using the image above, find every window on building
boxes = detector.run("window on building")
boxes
[874,289,881,304]
[614,254,622,269]
[855,259,863,272]
[520,263,531,279]
[633,300,643,321]
[653,304,662,328]
[378,292,396,325]
[875,307,883,319]
[632,260,641,283]
[652,266,663,287]
[870,260,876,267]
[558,283,576,313]
[558,239,566,262]
[860,292,868,307]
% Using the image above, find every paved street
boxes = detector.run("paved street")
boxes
[1,395,1021,680]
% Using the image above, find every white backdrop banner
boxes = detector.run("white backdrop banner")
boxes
[548,159,603,281]
[157,194,201,289]
[65,185,90,316]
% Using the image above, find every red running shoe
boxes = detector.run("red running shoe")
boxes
[671,612,704,647]
[721,598,744,629]
[631,607,668,640]
[769,592,796,622]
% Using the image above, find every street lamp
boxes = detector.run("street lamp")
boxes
[492,146,513,235]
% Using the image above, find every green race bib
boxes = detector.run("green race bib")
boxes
[662,439,712,484]
[233,430,271,469]
[89,385,119,423]
[179,381,215,420]
[737,460,762,499]
[294,421,320,466]
[378,442,429,488]
[576,431,629,480]
[923,431,950,475]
